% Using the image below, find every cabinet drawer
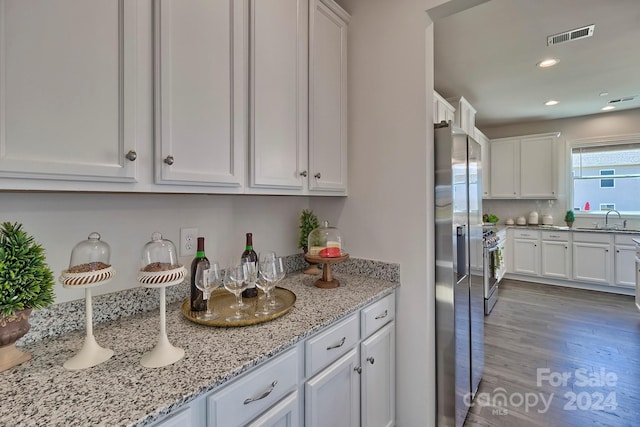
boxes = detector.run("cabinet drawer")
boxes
[541,231,569,241]
[512,229,539,239]
[305,314,359,377]
[614,234,638,245]
[208,349,298,427]
[361,292,395,337]
[573,232,611,244]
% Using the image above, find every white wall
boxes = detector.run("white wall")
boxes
[0,192,309,303]
[311,0,439,425]
[483,108,640,228]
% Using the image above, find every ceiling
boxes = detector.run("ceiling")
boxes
[433,0,640,129]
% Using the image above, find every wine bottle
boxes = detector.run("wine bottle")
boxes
[241,232,258,298]
[190,237,209,311]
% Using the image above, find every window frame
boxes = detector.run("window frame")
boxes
[567,133,640,218]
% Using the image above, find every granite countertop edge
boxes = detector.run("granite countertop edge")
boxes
[3,266,399,427]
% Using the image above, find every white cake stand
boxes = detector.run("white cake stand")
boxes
[138,267,186,368]
[61,277,114,370]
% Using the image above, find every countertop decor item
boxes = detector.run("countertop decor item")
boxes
[299,209,321,275]
[59,232,114,370]
[304,253,350,288]
[136,232,187,368]
[565,210,575,228]
[180,287,296,327]
[0,222,54,372]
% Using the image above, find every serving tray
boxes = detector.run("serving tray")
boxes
[180,287,296,327]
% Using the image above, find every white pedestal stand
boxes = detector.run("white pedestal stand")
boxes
[140,278,185,368]
[62,280,114,370]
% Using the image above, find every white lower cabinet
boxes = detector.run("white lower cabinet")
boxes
[573,232,612,285]
[361,323,395,427]
[511,230,540,276]
[150,291,396,427]
[305,348,361,427]
[614,234,638,288]
[540,231,571,279]
[247,391,300,427]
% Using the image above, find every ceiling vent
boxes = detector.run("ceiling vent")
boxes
[607,96,636,104]
[547,25,595,46]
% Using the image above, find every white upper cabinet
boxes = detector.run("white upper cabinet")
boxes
[433,92,456,125]
[154,0,245,189]
[490,132,559,199]
[249,0,308,190]
[308,0,349,193]
[446,96,476,136]
[473,127,490,198]
[0,0,138,184]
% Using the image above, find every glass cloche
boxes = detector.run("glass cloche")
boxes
[307,220,344,257]
[137,232,186,286]
[60,232,114,286]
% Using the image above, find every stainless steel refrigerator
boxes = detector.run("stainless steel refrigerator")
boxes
[435,122,484,427]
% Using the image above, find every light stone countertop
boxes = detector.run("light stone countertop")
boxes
[2,272,398,427]
[504,225,640,234]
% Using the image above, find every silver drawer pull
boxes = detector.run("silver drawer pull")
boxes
[367,357,375,365]
[374,310,388,320]
[549,234,560,238]
[354,366,362,374]
[243,380,277,405]
[326,337,346,350]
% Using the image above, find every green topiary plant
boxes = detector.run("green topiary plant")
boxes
[298,209,320,250]
[0,222,55,317]
[564,210,575,223]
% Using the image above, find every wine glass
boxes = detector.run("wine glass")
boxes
[224,261,249,321]
[267,256,285,310]
[257,251,276,300]
[256,254,278,317]
[195,261,222,320]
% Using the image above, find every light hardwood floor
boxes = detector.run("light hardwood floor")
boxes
[465,279,640,427]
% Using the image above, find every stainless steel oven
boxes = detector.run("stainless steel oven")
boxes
[483,229,504,315]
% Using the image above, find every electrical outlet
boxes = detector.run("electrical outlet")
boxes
[180,227,198,257]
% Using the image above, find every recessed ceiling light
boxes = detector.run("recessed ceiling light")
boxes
[545,100,559,106]
[537,58,559,68]
[601,105,615,111]
[599,92,609,97]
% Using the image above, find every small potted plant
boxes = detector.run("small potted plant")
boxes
[298,209,321,275]
[564,210,575,228]
[0,222,55,371]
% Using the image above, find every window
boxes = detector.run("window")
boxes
[570,135,640,216]
[599,169,615,188]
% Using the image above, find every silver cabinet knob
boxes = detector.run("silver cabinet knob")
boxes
[125,150,137,161]
[314,172,321,179]
[300,171,308,177]
[164,155,175,165]
[354,366,362,374]
[366,357,375,365]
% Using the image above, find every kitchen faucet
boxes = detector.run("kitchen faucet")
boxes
[605,209,621,226]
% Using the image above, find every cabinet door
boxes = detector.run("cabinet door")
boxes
[0,1,137,183]
[152,407,193,427]
[573,242,611,284]
[250,0,308,189]
[247,391,300,427]
[513,238,539,276]
[361,323,395,427]
[154,0,245,187]
[541,240,571,279]
[615,245,636,288]
[489,139,518,198]
[309,0,348,193]
[520,136,556,198]
[474,129,490,198]
[305,348,360,427]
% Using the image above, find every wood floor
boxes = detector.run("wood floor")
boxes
[464,279,640,427]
